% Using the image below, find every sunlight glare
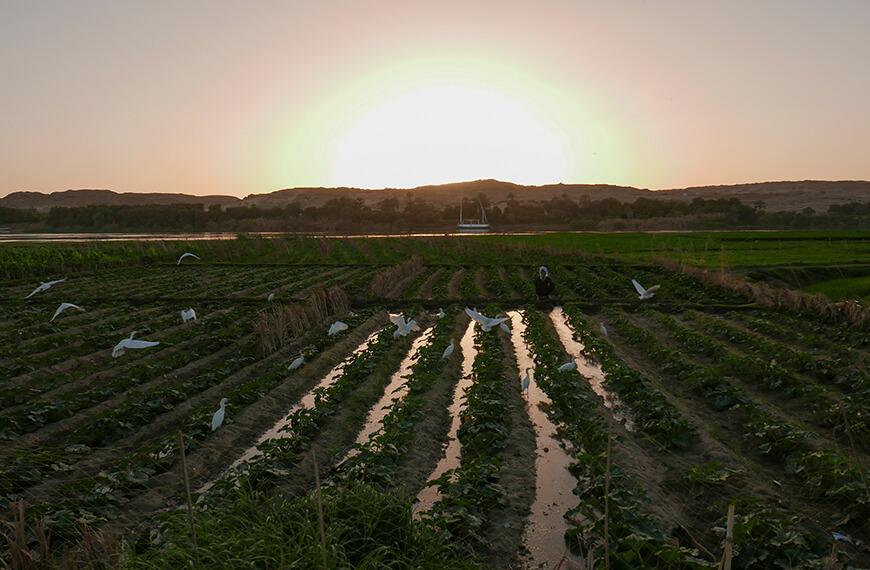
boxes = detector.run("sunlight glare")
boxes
[333,86,567,188]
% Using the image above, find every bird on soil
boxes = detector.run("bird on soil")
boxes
[112,331,160,358]
[288,355,304,370]
[632,278,660,300]
[177,252,200,265]
[26,278,66,298]
[521,368,531,392]
[557,358,577,372]
[51,302,84,321]
[211,398,228,431]
[442,338,455,359]
[464,307,509,332]
[328,321,348,336]
[181,308,196,323]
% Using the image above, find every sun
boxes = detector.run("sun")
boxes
[333,85,568,189]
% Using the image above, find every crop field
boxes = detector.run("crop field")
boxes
[2,235,869,568]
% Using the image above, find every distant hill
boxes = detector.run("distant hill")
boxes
[0,189,241,212]
[3,180,869,213]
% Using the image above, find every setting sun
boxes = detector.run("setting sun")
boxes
[333,85,568,189]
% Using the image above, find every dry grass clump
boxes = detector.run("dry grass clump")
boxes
[255,286,350,354]
[370,255,423,298]
[655,257,870,326]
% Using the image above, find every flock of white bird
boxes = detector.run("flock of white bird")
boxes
[23,255,662,432]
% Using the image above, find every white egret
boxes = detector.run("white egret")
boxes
[521,367,531,392]
[181,308,196,323]
[211,398,228,431]
[499,322,511,333]
[288,355,304,370]
[267,293,275,302]
[632,279,660,300]
[25,278,66,298]
[442,338,455,359]
[177,252,200,265]
[390,314,420,338]
[600,323,608,337]
[438,308,445,319]
[464,307,509,332]
[328,321,348,336]
[51,302,84,321]
[112,331,160,358]
[557,358,577,372]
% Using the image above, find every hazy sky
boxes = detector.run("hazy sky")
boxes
[2,1,869,198]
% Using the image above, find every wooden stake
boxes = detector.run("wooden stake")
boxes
[840,401,870,504]
[177,430,200,569]
[720,504,735,570]
[313,448,328,570]
[604,434,611,570]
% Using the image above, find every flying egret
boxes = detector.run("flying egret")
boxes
[211,398,228,431]
[328,321,348,336]
[181,308,196,323]
[499,321,511,333]
[177,252,200,265]
[51,302,84,321]
[442,338,455,359]
[390,314,420,338]
[464,307,509,332]
[600,323,608,337]
[521,367,531,392]
[557,358,577,372]
[632,279,660,300]
[288,355,304,370]
[25,278,66,299]
[112,331,160,358]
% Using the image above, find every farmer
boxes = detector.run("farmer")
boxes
[533,266,556,299]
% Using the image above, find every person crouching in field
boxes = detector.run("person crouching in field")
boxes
[534,266,556,300]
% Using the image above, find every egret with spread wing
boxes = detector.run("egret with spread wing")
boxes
[464,307,509,331]
[112,331,160,358]
[26,278,66,299]
[632,279,660,300]
[51,302,84,322]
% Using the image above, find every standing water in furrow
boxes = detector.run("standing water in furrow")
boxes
[508,311,585,569]
[341,326,435,462]
[550,307,634,431]
[413,319,476,516]
[197,329,383,493]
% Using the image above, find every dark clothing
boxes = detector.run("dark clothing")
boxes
[534,274,556,298]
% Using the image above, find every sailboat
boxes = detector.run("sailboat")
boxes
[457,196,491,234]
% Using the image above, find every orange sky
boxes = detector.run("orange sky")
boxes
[2,1,869,198]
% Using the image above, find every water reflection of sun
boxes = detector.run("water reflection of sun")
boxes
[333,85,568,189]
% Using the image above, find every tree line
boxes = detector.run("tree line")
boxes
[2,193,870,232]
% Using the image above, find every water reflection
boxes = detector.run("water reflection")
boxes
[196,329,382,494]
[550,307,634,431]
[509,311,585,569]
[413,320,476,516]
[342,327,434,461]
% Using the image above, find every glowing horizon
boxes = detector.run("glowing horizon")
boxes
[2,2,869,199]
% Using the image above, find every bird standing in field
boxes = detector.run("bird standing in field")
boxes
[112,331,160,358]
[600,323,608,337]
[632,278,660,300]
[181,308,196,324]
[267,293,275,302]
[177,252,200,265]
[288,355,304,370]
[26,278,67,298]
[211,398,228,431]
[558,358,577,372]
[438,308,445,319]
[521,367,531,393]
[442,338,455,359]
[51,302,84,321]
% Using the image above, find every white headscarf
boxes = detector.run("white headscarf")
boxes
[539,266,548,277]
